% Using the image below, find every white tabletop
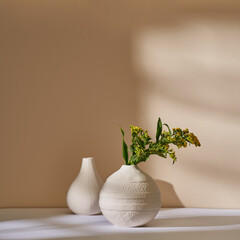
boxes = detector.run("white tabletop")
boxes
[1,208,240,240]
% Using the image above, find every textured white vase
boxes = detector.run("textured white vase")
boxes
[99,165,161,227]
[67,157,103,215]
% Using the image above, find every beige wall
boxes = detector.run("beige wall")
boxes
[0,0,240,208]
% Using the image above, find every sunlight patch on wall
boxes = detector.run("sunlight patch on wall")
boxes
[132,18,240,208]
[134,19,240,116]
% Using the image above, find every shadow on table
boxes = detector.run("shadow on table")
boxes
[31,229,240,240]
[147,215,240,228]
[1,211,240,240]
[0,208,72,221]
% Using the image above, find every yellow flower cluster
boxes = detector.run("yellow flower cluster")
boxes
[130,125,143,134]
[172,128,201,148]
[134,145,144,157]
[169,151,176,163]
[187,133,201,147]
[122,118,201,165]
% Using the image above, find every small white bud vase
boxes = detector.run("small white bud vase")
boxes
[67,157,103,215]
[99,165,161,227]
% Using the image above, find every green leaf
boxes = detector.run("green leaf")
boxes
[156,117,162,142]
[163,123,172,136]
[120,127,129,165]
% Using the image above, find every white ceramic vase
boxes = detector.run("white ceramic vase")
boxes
[67,157,103,215]
[99,165,161,227]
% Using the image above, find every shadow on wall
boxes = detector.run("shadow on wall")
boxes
[155,180,184,208]
[0,0,142,207]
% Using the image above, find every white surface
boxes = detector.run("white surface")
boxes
[0,208,240,240]
[99,165,161,227]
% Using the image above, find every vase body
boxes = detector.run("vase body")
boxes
[67,157,103,215]
[99,165,161,227]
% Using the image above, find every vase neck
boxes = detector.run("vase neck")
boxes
[120,164,139,170]
[80,157,96,171]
